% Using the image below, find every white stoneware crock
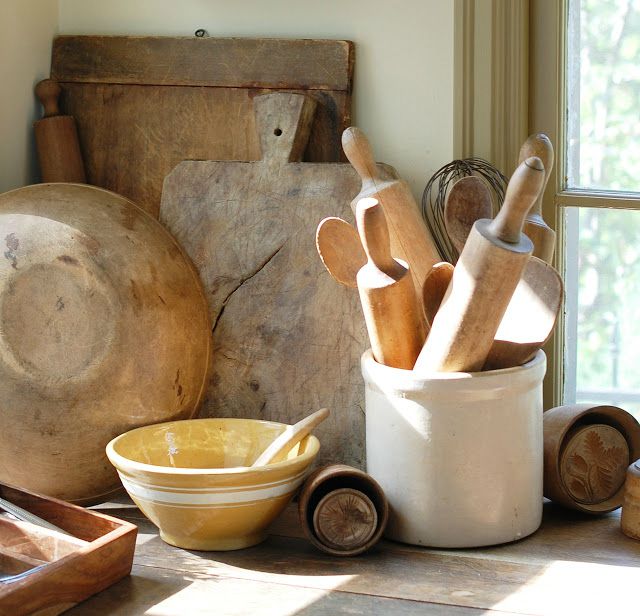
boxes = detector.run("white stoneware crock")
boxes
[361,349,546,548]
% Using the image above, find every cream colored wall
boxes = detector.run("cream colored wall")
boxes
[0,0,59,192]
[58,0,455,197]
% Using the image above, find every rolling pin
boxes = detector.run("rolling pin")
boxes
[356,197,426,370]
[518,133,555,263]
[342,127,441,295]
[34,79,86,183]
[414,157,545,373]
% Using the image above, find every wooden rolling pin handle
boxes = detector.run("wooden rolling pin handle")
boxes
[517,133,554,219]
[342,127,381,190]
[35,79,62,118]
[356,197,401,276]
[488,157,545,244]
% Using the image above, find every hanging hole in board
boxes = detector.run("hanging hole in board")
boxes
[194,29,209,38]
[274,128,283,136]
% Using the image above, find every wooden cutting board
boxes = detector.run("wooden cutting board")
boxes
[50,35,354,218]
[160,92,396,468]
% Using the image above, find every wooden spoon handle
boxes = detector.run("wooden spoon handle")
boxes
[488,157,545,244]
[251,408,330,467]
[356,197,399,275]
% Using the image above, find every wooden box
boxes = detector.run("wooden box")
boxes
[0,482,136,615]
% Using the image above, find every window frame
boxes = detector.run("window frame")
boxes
[531,0,640,408]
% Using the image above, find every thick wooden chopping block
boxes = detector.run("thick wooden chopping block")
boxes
[160,93,395,468]
[51,35,355,217]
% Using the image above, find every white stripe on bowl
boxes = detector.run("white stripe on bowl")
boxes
[119,474,306,506]
[121,468,309,494]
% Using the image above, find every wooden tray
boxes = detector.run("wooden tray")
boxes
[0,482,137,615]
[50,35,354,217]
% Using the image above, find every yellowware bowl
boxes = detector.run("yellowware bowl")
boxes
[106,418,320,551]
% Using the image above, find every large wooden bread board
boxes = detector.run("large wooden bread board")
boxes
[160,93,396,468]
[51,35,354,217]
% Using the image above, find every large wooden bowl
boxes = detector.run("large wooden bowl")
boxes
[0,184,211,504]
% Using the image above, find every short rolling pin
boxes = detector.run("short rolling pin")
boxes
[34,78,86,183]
[414,157,545,373]
[342,127,441,294]
[356,197,426,369]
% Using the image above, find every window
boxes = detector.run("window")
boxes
[533,0,640,415]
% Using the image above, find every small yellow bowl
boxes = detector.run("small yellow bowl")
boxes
[106,418,320,551]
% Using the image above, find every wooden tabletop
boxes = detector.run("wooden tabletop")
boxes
[67,497,640,615]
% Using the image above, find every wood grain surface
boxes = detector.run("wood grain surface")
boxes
[50,36,354,217]
[0,184,211,504]
[160,92,396,469]
[415,158,543,373]
[0,482,136,616]
[65,498,640,616]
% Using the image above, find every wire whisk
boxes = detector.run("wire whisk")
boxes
[421,158,508,263]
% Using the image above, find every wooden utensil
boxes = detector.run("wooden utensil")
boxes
[51,35,354,217]
[414,157,544,373]
[422,261,454,327]
[252,408,330,467]
[0,184,211,504]
[342,127,441,294]
[316,217,366,288]
[483,257,563,369]
[0,480,136,615]
[356,198,427,369]
[439,175,563,370]
[622,461,640,539]
[518,133,556,263]
[444,175,493,257]
[33,79,86,183]
[161,92,395,468]
[543,404,640,513]
[298,464,388,556]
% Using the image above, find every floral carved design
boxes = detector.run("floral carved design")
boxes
[561,424,629,505]
[313,488,377,549]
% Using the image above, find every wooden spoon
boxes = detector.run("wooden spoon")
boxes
[252,408,330,467]
[483,258,563,369]
[444,176,493,258]
[422,262,454,327]
[316,217,366,287]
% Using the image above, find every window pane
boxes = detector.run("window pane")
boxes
[566,0,640,192]
[564,206,640,418]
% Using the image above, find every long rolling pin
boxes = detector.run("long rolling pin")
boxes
[356,197,426,370]
[34,79,86,183]
[414,157,545,373]
[518,133,555,263]
[342,127,441,295]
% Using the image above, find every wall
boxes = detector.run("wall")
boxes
[0,0,59,192]
[58,0,455,197]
